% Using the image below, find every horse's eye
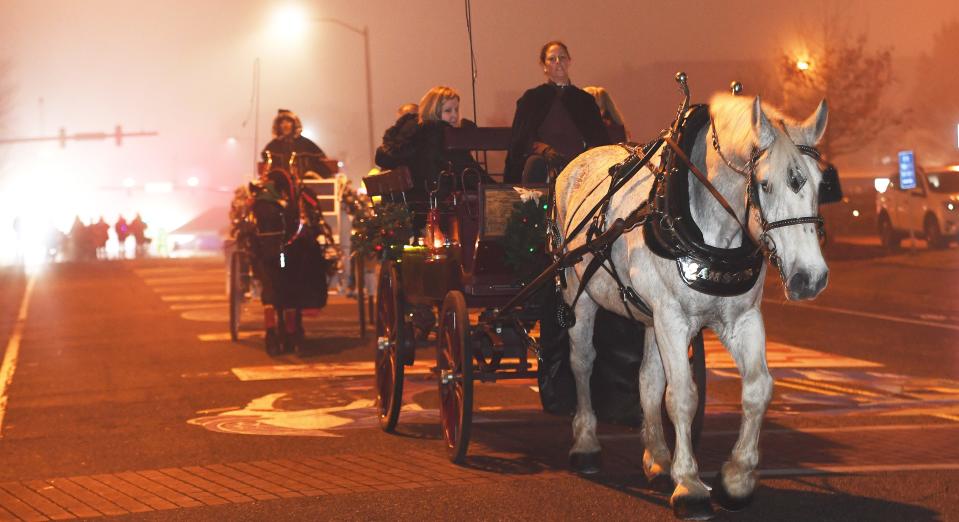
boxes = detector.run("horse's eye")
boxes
[759,180,770,193]
[787,165,807,194]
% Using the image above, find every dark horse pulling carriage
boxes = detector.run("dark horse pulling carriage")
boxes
[227,151,341,355]
[367,120,708,464]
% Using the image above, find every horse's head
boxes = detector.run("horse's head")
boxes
[749,96,829,300]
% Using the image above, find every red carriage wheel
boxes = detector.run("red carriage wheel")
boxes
[375,260,407,432]
[437,290,473,464]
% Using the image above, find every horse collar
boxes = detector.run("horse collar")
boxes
[643,105,764,297]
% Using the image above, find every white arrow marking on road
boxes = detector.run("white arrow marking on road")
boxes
[0,275,36,438]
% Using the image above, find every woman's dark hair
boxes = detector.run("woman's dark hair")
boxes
[539,40,570,65]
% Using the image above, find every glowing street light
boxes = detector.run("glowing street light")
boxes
[796,59,811,72]
[270,5,307,38]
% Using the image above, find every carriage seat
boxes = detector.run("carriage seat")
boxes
[362,166,414,200]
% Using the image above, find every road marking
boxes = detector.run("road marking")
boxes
[161,294,227,302]
[778,377,884,398]
[144,276,225,286]
[0,274,37,438]
[602,422,959,440]
[749,463,959,478]
[764,299,959,331]
[774,379,844,397]
[170,303,228,310]
[231,360,438,381]
[704,336,879,369]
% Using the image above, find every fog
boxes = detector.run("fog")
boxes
[1,0,957,240]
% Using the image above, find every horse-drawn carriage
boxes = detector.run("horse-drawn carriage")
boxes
[369,72,837,519]
[366,120,708,464]
[227,152,342,355]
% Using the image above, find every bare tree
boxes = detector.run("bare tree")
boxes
[777,15,905,160]
[907,20,959,163]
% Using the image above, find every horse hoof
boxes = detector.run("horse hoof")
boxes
[712,470,754,512]
[645,472,673,493]
[671,495,715,520]
[569,451,601,474]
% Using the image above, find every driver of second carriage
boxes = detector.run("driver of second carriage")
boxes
[261,108,332,179]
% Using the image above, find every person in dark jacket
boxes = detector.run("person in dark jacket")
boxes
[261,109,331,178]
[503,41,611,184]
[375,86,487,227]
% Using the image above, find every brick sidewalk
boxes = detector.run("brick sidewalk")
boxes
[2,422,957,520]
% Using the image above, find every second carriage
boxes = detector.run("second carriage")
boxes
[227,152,344,355]
[368,126,706,463]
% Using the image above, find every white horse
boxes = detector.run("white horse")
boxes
[554,93,828,519]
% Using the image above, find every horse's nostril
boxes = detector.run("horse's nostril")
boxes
[813,271,828,293]
[787,272,811,293]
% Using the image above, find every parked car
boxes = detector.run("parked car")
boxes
[876,166,959,249]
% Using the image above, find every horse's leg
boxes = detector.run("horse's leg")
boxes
[656,319,713,519]
[714,309,772,511]
[566,294,601,473]
[640,325,672,483]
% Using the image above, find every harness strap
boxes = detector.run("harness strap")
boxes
[664,137,756,248]
[562,138,664,249]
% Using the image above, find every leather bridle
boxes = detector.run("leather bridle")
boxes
[706,118,825,282]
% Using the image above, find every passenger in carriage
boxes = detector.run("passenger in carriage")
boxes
[261,109,331,179]
[583,85,630,143]
[504,40,611,184]
[395,102,418,118]
[375,86,490,227]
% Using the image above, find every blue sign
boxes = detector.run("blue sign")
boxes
[898,150,917,190]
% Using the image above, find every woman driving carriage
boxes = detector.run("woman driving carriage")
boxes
[261,109,332,179]
[375,86,491,228]
[503,41,611,184]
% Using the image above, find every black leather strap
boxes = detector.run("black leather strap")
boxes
[664,137,756,247]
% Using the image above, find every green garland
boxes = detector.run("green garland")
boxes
[503,198,549,283]
[351,202,412,259]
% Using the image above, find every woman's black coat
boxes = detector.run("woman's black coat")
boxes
[375,115,485,205]
[503,83,611,184]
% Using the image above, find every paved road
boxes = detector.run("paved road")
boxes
[0,241,956,521]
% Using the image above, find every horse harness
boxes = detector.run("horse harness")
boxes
[548,104,826,327]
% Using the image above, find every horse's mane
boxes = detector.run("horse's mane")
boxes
[707,93,812,184]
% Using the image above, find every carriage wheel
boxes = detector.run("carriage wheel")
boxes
[437,290,473,464]
[228,251,247,342]
[375,260,406,432]
[664,331,707,450]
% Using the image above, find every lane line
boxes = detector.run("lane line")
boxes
[778,378,884,399]
[748,463,959,478]
[764,299,959,331]
[601,422,959,440]
[0,274,37,438]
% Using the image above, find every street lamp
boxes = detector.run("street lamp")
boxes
[796,59,811,72]
[316,17,375,171]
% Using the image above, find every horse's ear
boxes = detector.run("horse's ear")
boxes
[802,99,828,145]
[751,96,776,150]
